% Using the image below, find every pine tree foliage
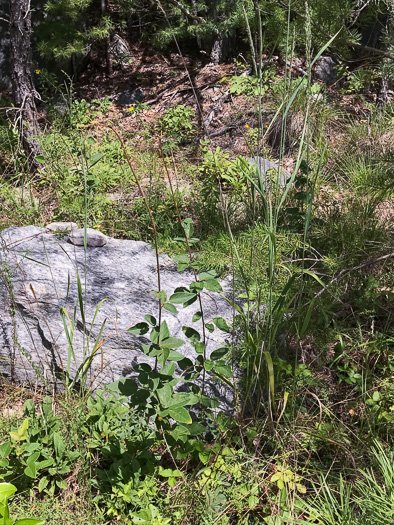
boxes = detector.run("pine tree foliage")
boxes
[31,0,394,79]
[36,0,113,60]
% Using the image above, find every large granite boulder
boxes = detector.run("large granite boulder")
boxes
[0,226,234,406]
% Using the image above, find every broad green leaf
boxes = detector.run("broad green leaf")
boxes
[26,452,40,466]
[194,342,205,354]
[215,365,232,378]
[34,155,45,164]
[157,346,170,367]
[159,468,182,478]
[145,314,157,326]
[293,191,312,203]
[0,443,11,458]
[203,279,222,292]
[210,347,229,360]
[159,320,170,340]
[161,337,184,349]
[53,432,65,460]
[163,303,177,314]
[192,311,202,322]
[189,281,203,293]
[200,396,220,408]
[248,494,259,509]
[169,292,196,304]
[0,481,17,501]
[160,362,176,376]
[182,326,200,342]
[127,322,149,335]
[212,317,230,333]
[169,392,199,407]
[183,294,198,307]
[188,422,206,435]
[168,407,192,424]
[56,479,68,490]
[38,477,49,493]
[205,323,214,333]
[199,270,217,280]
[10,418,28,442]
[89,152,103,168]
[157,384,172,408]
[167,350,185,361]
[181,218,194,238]
[149,328,160,344]
[372,391,380,402]
[204,360,214,371]
[106,378,138,396]
[36,459,54,470]
[24,464,37,479]
[198,452,210,464]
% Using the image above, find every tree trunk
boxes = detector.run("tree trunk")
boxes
[10,0,42,173]
[102,0,113,76]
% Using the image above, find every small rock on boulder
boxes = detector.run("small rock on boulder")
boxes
[46,222,78,233]
[68,228,107,247]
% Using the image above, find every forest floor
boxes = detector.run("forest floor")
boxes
[0,42,393,525]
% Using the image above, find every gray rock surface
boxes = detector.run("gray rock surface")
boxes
[68,228,107,247]
[116,87,144,106]
[314,56,338,85]
[248,157,291,188]
[0,226,234,407]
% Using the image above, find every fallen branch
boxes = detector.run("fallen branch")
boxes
[207,110,256,138]
[285,60,308,77]
[204,90,231,129]
[313,251,394,301]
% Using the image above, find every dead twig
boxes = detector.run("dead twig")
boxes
[207,111,256,138]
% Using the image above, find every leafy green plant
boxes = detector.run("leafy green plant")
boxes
[0,483,44,525]
[0,398,81,495]
[270,464,306,493]
[230,69,275,96]
[160,105,196,146]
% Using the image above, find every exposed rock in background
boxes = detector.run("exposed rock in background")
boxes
[0,226,235,408]
[266,110,309,154]
[248,157,291,188]
[314,56,338,85]
[108,34,132,66]
[116,87,145,106]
